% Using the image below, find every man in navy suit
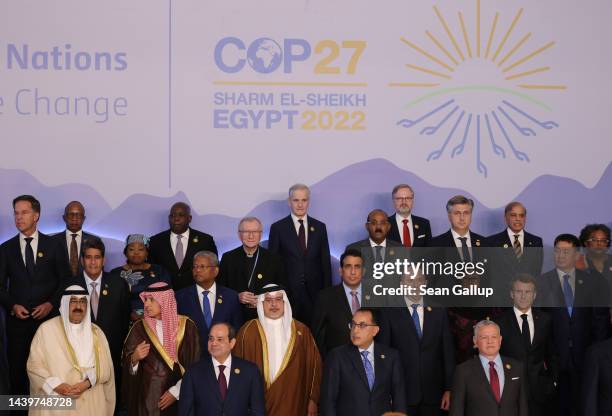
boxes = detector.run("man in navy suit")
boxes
[486,202,543,303]
[538,234,609,416]
[582,337,612,416]
[268,183,332,326]
[149,202,218,291]
[378,272,455,416]
[176,251,243,355]
[320,307,407,415]
[387,184,432,247]
[0,195,68,394]
[179,322,265,416]
[51,200,97,278]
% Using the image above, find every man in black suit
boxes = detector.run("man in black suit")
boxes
[268,183,332,326]
[149,202,218,290]
[68,236,130,405]
[320,307,407,416]
[449,320,528,416]
[218,217,285,320]
[176,251,243,354]
[51,200,97,278]
[179,322,265,416]
[0,317,8,395]
[387,184,432,247]
[538,234,609,416]
[378,272,455,416]
[582,337,612,416]
[486,202,543,302]
[495,274,558,416]
[0,195,68,394]
[312,249,364,357]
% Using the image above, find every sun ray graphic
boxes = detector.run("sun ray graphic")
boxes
[391,0,566,178]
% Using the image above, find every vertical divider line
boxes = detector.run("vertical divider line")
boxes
[168,0,173,189]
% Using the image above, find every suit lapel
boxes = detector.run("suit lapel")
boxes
[500,358,515,403]
[205,358,223,403]
[531,310,542,349]
[10,237,28,274]
[163,230,179,269]
[348,346,370,392]
[335,285,353,321]
[285,215,303,254]
[189,286,206,330]
[420,306,433,344]
[371,344,386,391]
[95,274,108,323]
[474,357,499,404]
[213,287,224,322]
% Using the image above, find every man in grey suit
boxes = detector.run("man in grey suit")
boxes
[450,320,528,416]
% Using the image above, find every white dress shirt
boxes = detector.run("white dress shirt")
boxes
[170,229,190,256]
[394,213,414,246]
[197,282,217,317]
[19,230,39,265]
[557,268,576,294]
[291,213,308,246]
[513,307,534,343]
[212,355,232,387]
[451,229,472,260]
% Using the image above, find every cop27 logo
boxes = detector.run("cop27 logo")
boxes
[393,1,566,177]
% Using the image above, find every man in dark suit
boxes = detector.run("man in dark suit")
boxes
[0,316,9,395]
[218,217,285,320]
[68,236,130,405]
[0,195,68,394]
[378,272,455,416]
[582,337,612,416]
[51,200,97,278]
[387,184,432,247]
[268,183,332,326]
[320,307,407,416]
[149,202,218,291]
[176,251,243,355]
[538,234,609,416]
[495,274,558,416]
[449,320,528,416]
[179,322,265,416]
[486,202,543,303]
[312,249,364,357]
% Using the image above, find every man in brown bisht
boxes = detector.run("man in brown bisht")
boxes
[121,282,200,415]
[234,283,322,416]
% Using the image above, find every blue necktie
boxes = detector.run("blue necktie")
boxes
[411,304,422,339]
[361,350,374,391]
[203,290,213,328]
[562,274,574,316]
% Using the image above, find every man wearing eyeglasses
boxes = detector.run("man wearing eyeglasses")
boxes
[387,184,432,248]
[320,307,406,416]
[218,217,286,320]
[495,274,558,416]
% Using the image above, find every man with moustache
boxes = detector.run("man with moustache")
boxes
[387,184,432,247]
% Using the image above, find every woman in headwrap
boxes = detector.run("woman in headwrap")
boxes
[121,282,200,416]
[110,234,171,321]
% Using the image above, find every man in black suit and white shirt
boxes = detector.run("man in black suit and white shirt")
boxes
[268,184,332,326]
[149,202,218,291]
[449,320,528,416]
[52,200,97,278]
[0,195,68,394]
[387,184,432,248]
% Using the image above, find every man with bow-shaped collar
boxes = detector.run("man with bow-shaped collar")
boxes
[320,307,406,416]
[538,234,609,416]
[449,320,528,416]
[149,202,218,291]
[176,251,243,355]
[179,322,265,416]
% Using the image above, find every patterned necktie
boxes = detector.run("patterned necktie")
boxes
[90,282,99,320]
[489,361,501,402]
[218,364,228,401]
[402,219,412,247]
[562,274,574,316]
[298,219,307,252]
[458,237,471,262]
[521,313,531,348]
[513,234,523,260]
[411,304,422,339]
[24,237,35,277]
[374,245,383,263]
[361,350,374,391]
[350,290,360,314]
[203,290,213,328]
[175,235,184,268]
[70,233,79,276]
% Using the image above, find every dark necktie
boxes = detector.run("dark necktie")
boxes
[24,237,35,277]
[298,219,307,252]
[411,304,422,339]
[374,245,383,263]
[489,361,501,403]
[218,364,228,400]
[70,233,79,276]
[458,237,471,262]
[521,313,531,348]
[513,234,523,260]
[402,219,412,247]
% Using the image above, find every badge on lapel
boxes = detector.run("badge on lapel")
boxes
[193,236,199,243]
[234,368,240,374]
[150,271,156,278]
[503,244,508,248]
[102,284,109,296]
[218,295,223,304]
[37,252,43,258]
[380,354,385,359]
[297,330,302,336]
[310,226,315,232]
[257,273,263,280]
[426,306,432,312]
[475,240,481,247]
[505,364,512,370]
[578,280,583,285]
[414,224,419,230]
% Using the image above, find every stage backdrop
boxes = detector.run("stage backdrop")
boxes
[1,0,610,272]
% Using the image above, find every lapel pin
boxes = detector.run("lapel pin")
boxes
[528,242,533,246]
[310,226,315,232]
[234,368,240,374]
[365,295,371,301]
[37,252,43,258]
[297,330,302,336]
[380,354,385,359]
[503,244,508,248]
[485,316,490,320]
[389,250,395,256]
[193,237,199,243]
[414,224,419,230]
[426,306,432,312]
[578,279,583,284]
[150,272,156,278]
[218,298,223,304]
[257,273,263,280]
[475,240,480,247]
[102,289,108,296]
[609,266,612,272]
[505,364,511,370]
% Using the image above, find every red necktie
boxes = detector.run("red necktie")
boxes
[489,361,501,403]
[402,219,412,247]
[218,364,227,401]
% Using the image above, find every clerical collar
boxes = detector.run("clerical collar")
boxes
[244,246,259,258]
